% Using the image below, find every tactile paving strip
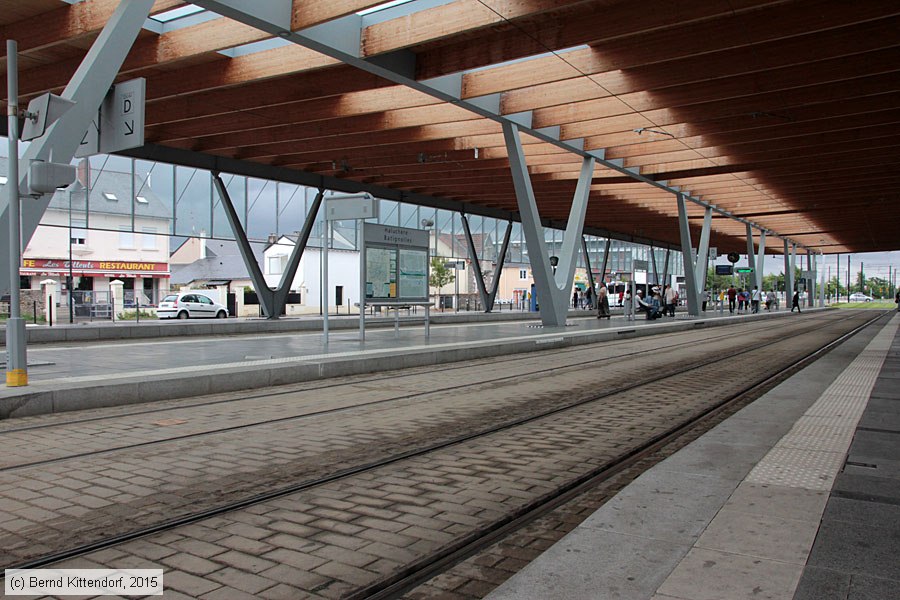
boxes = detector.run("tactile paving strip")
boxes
[746,315,899,490]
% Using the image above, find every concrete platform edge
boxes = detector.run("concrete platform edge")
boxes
[1,309,827,419]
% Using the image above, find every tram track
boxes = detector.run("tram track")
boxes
[0,316,823,471]
[1,310,885,582]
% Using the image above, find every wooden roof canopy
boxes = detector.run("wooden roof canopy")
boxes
[2,0,899,255]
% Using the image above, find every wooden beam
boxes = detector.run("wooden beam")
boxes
[148,86,442,142]
[19,16,272,97]
[361,0,592,56]
[0,0,182,57]
[292,0,387,30]
[417,0,899,80]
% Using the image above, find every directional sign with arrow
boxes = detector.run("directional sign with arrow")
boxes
[77,78,145,157]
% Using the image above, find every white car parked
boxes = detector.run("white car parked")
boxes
[158,292,228,319]
[848,292,873,302]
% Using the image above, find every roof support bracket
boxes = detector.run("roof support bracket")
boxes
[504,121,593,327]
[581,236,598,301]
[695,206,713,293]
[461,216,513,312]
[213,172,323,319]
[747,224,766,291]
[676,193,702,316]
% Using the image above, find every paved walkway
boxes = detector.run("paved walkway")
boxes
[486,313,899,600]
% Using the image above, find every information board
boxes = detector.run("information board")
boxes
[362,224,430,303]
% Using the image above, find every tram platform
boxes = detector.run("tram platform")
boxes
[0,306,822,419]
[486,312,900,600]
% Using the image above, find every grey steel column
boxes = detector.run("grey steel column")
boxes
[807,251,814,306]
[461,215,512,312]
[695,207,712,294]
[755,231,767,291]
[460,214,487,310]
[213,174,274,317]
[274,189,323,315]
[650,245,659,285]
[676,193,701,316]
[214,175,322,319]
[661,249,671,288]
[783,239,791,302]
[581,236,597,300]
[5,40,26,387]
[598,239,612,288]
[790,243,797,301]
[746,223,755,277]
[503,122,593,327]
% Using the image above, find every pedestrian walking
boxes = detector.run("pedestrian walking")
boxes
[765,290,775,311]
[727,285,737,314]
[702,290,710,312]
[664,284,677,317]
[585,286,594,310]
[895,289,900,311]
[623,288,634,321]
[750,286,761,313]
[597,284,611,319]
[573,289,579,309]
[791,290,802,313]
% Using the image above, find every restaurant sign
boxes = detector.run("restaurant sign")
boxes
[21,259,169,278]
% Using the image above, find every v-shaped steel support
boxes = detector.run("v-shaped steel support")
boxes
[746,223,766,291]
[503,122,594,327]
[676,193,703,316]
[461,216,513,312]
[213,173,323,319]
[581,236,597,300]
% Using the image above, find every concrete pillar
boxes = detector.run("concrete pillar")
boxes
[110,279,124,320]
[41,279,58,324]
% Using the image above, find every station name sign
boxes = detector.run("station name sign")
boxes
[363,224,429,248]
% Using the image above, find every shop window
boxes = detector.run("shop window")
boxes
[20,276,31,290]
[119,226,135,249]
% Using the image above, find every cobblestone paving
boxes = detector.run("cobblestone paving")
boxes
[0,320,795,567]
[1,312,878,599]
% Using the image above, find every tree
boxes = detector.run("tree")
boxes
[429,257,455,298]
[824,276,845,299]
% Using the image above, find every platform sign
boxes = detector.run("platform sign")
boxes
[735,267,754,273]
[716,264,733,275]
[77,78,145,158]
